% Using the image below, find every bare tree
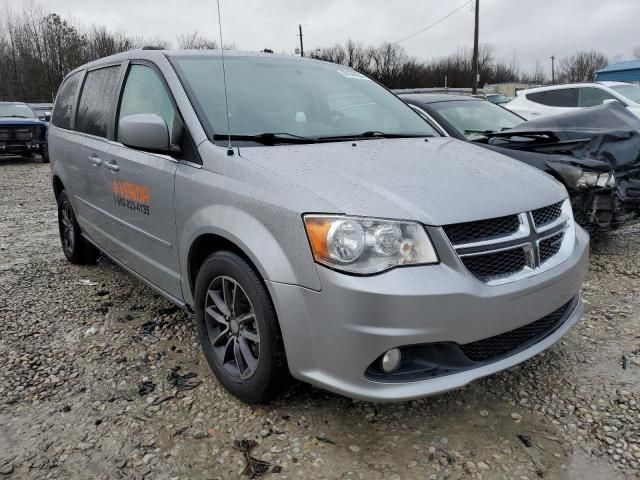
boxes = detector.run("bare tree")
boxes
[311,39,523,89]
[633,46,640,60]
[558,50,608,83]
[520,60,547,84]
[176,31,218,50]
[0,2,188,102]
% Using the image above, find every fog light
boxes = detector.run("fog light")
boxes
[381,348,402,373]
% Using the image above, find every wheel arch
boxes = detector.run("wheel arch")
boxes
[52,174,65,200]
[179,205,321,306]
[187,233,264,301]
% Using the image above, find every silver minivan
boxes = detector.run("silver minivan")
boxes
[49,50,589,403]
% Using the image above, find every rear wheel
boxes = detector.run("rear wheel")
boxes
[57,190,99,264]
[41,147,49,163]
[194,251,289,403]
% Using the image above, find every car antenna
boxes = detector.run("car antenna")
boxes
[216,0,234,156]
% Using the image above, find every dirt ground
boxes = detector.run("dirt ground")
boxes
[1,157,639,480]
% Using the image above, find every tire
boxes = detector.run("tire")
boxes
[194,251,289,404]
[56,190,99,265]
[41,147,50,163]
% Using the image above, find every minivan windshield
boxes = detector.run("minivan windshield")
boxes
[0,104,37,119]
[610,84,640,104]
[171,55,437,144]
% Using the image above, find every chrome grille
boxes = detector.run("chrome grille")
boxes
[444,200,573,285]
[532,202,562,228]
[539,232,564,264]
[460,247,526,281]
[443,215,520,244]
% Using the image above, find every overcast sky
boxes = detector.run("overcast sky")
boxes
[5,0,639,74]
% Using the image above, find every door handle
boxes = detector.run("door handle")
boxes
[88,155,102,166]
[103,160,120,172]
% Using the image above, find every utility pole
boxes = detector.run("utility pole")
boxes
[471,0,480,94]
[550,55,556,84]
[298,24,304,57]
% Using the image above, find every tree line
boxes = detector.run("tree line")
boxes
[310,40,622,89]
[0,4,225,102]
[0,3,636,103]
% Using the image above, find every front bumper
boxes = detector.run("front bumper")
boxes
[571,187,640,231]
[0,141,45,155]
[268,225,589,402]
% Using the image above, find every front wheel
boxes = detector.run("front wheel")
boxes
[57,190,99,264]
[194,251,289,403]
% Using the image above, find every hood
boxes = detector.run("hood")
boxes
[486,103,640,170]
[503,102,640,131]
[238,137,566,226]
[0,117,45,126]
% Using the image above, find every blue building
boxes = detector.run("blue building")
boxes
[595,60,640,84]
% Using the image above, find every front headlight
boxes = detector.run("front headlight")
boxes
[303,215,438,274]
[549,163,615,189]
[576,171,614,188]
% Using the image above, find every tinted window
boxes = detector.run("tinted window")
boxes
[118,65,177,142]
[172,56,436,143]
[525,91,546,104]
[52,72,81,129]
[76,66,121,137]
[578,87,616,107]
[527,88,578,107]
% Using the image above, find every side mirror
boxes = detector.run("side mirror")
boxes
[603,98,621,105]
[44,112,51,122]
[118,113,170,151]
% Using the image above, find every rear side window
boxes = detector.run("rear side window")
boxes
[578,87,617,107]
[526,88,578,107]
[76,66,121,138]
[117,65,176,142]
[52,72,81,129]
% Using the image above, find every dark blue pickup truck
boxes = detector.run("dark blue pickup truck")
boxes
[0,102,48,162]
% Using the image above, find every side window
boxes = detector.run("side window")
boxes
[578,87,616,107]
[527,89,578,107]
[76,66,121,138]
[117,65,177,143]
[525,91,546,104]
[543,89,579,107]
[52,71,82,129]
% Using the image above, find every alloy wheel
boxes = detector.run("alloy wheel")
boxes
[59,199,75,254]
[204,276,260,379]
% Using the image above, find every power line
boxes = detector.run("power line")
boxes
[392,1,472,44]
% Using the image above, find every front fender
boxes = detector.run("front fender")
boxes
[178,204,321,306]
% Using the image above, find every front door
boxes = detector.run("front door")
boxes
[93,63,182,300]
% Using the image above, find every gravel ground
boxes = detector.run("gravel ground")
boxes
[1,157,639,480]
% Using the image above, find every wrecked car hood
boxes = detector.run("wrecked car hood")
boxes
[486,103,640,169]
[238,137,565,226]
[477,103,640,230]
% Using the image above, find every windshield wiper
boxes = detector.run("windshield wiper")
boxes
[213,132,317,145]
[1,115,30,118]
[465,127,512,136]
[318,131,432,141]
